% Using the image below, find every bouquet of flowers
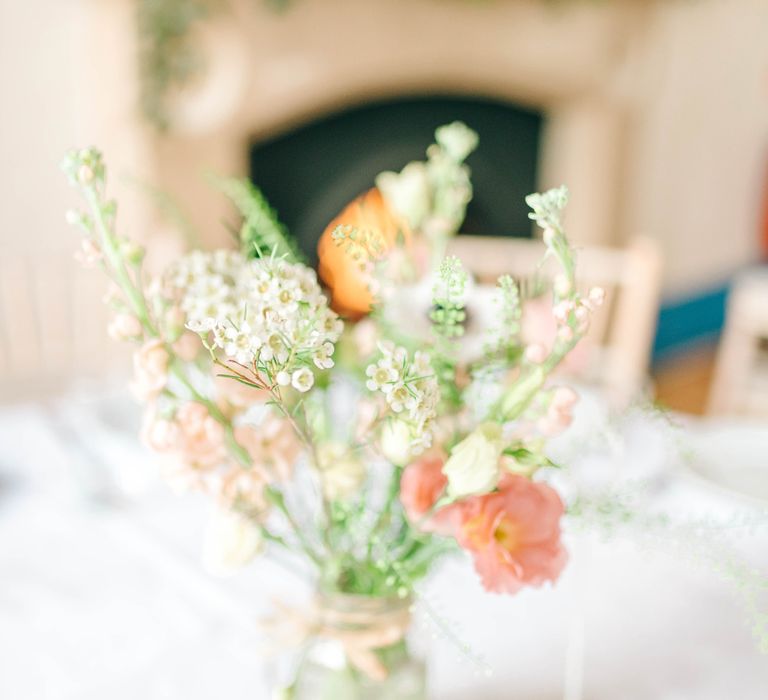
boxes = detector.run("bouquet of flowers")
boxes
[61,123,606,697]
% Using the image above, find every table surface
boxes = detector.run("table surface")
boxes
[1,389,767,700]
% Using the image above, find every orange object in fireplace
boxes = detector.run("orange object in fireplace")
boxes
[317,188,409,318]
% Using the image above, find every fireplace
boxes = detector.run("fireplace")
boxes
[249,95,542,261]
[83,0,637,257]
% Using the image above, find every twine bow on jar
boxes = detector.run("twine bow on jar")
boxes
[261,592,413,681]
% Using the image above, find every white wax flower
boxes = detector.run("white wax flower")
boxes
[376,161,431,230]
[202,506,263,576]
[380,419,415,466]
[167,251,342,392]
[442,423,504,498]
[291,367,314,393]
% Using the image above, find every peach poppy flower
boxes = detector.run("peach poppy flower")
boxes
[400,451,459,535]
[455,474,567,594]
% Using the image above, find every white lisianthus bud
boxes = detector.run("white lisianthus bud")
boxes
[202,506,263,576]
[380,419,414,466]
[376,162,431,230]
[442,422,504,498]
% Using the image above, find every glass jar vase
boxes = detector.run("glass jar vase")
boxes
[288,591,426,700]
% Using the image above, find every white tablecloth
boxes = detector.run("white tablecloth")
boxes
[1,392,767,699]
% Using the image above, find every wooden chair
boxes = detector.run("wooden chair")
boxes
[0,250,127,402]
[446,235,663,406]
[708,268,768,417]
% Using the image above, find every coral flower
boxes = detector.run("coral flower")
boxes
[455,474,567,594]
[400,451,459,535]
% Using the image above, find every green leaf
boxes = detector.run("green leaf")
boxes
[211,175,304,263]
[503,446,561,470]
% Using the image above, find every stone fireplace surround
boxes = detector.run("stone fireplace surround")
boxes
[84,0,646,257]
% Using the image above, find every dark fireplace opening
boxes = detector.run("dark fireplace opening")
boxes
[249,95,542,263]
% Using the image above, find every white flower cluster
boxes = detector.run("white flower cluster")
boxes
[366,342,440,452]
[168,250,343,392]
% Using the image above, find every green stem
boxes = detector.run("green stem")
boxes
[367,466,403,560]
[84,187,156,335]
[169,360,252,467]
[266,486,323,566]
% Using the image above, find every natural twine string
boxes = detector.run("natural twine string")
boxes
[261,595,412,681]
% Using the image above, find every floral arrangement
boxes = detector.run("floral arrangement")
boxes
[61,123,607,691]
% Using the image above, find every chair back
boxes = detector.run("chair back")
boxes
[708,268,768,417]
[447,234,663,405]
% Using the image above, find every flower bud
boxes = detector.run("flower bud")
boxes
[524,343,547,364]
[202,506,263,576]
[442,423,503,498]
[380,419,414,466]
[107,313,143,341]
[588,287,606,306]
[553,274,571,297]
[77,164,94,184]
[120,239,145,265]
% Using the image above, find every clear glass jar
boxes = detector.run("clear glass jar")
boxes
[288,591,426,700]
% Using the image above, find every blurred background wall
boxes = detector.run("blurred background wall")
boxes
[1,0,767,405]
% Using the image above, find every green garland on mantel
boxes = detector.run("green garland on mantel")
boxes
[137,0,612,130]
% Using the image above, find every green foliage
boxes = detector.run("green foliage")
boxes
[527,185,576,287]
[430,256,468,405]
[213,176,305,263]
[136,0,217,129]
[483,273,522,360]
[430,256,467,342]
[525,185,569,231]
[569,486,768,653]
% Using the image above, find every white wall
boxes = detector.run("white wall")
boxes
[0,0,82,255]
[624,0,768,298]
[0,0,125,396]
